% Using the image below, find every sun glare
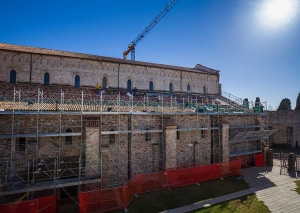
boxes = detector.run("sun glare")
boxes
[259,0,298,28]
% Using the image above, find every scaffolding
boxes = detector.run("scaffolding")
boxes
[0,84,270,207]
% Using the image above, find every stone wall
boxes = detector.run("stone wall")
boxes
[268,110,300,148]
[165,126,177,169]
[85,127,100,177]
[0,49,220,94]
[221,123,230,162]
[0,112,266,187]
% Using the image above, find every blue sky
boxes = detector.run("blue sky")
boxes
[1,0,299,109]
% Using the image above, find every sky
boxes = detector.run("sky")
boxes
[1,0,300,110]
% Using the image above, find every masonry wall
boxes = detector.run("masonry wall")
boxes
[268,110,300,148]
[0,50,220,94]
[1,112,266,187]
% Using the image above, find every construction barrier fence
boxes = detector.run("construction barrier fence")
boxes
[255,153,264,167]
[0,194,57,213]
[79,160,241,213]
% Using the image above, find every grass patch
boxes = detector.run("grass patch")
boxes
[295,180,300,195]
[189,194,270,213]
[112,175,248,213]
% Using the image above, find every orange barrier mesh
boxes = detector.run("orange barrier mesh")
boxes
[86,187,124,213]
[79,192,89,213]
[196,163,220,182]
[231,155,247,168]
[220,160,241,177]
[123,176,138,207]
[137,171,168,194]
[168,167,197,188]
[0,194,57,213]
[37,195,57,213]
[0,200,37,213]
[255,153,264,167]
[78,160,242,212]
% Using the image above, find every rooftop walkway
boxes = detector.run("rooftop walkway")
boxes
[0,83,261,113]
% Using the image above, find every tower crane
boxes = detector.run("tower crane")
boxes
[123,0,180,60]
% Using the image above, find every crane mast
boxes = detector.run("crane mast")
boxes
[123,0,180,60]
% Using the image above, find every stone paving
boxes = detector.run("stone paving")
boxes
[162,161,299,213]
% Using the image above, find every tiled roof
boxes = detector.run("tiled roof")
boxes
[0,42,219,75]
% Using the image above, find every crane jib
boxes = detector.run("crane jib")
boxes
[123,0,180,60]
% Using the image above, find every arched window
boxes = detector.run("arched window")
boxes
[149,81,154,91]
[102,77,107,88]
[203,86,206,94]
[75,75,80,87]
[187,84,190,93]
[169,83,173,94]
[10,70,16,83]
[109,129,115,143]
[66,129,72,144]
[127,79,132,91]
[44,72,50,86]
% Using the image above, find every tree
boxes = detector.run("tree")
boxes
[295,93,300,110]
[277,98,292,110]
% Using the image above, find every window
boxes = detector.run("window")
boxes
[44,72,50,86]
[10,70,16,83]
[149,81,154,91]
[109,129,115,143]
[201,126,205,138]
[145,128,150,141]
[169,83,173,94]
[187,84,190,93]
[66,129,72,144]
[75,75,80,87]
[102,77,107,89]
[203,86,206,94]
[127,79,132,91]
[177,127,180,140]
[18,137,26,151]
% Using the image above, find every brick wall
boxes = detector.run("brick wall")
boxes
[0,50,220,94]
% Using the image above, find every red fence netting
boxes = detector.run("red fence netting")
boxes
[221,160,241,177]
[0,194,57,213]
[37,195,57,213]
[255,153,264,167]
[79,192,89,213]
[167,167,197,188]
[80,186,125,213]
[230,155,247,168]
[137,171,168,194]
[196,163,220,182]
[78,160,242,213]
[0,200,37,213]
[123,176,138,207]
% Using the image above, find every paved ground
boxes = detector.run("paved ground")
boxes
[243,162,299,213]
[162,161,299,213]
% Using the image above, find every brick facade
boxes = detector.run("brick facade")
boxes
[268,110,300,148]
[0,43,220,94]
